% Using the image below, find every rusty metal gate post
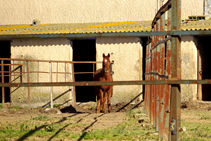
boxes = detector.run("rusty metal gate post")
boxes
[169,0,181,140]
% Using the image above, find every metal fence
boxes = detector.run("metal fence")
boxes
[0,58,114,107]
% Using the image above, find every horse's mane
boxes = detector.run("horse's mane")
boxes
[93,68,102,80]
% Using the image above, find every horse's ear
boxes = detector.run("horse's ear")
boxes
[103,53,105,57]
[108,53,110,57]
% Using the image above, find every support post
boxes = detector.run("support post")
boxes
[170,0,181,140]
[26,61,30,107]
[49,62,53,108]
[71,63,76,107]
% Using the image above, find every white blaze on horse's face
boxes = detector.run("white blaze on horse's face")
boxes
[102,53,110,73]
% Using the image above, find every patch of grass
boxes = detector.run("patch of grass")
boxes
[200,115,211,120]
[181,111,211,141]
[7,105,21,110]
[45,104,62,108]
[0,109,158,141]
[126,109,136,118]
[80,110,158,141]
[181,121,211,141]
[88,105,96,110]
[32,115,49,121]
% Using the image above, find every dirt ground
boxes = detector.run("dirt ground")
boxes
[0,101,143,132]
[1,100,211,140]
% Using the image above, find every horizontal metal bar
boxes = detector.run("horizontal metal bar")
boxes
[0,58,104,64]
[0,64,23,66]
[145,72,169,79]
[152,0,171,28]
[151,36,171,50]
[0,80,211,87]
[74,72,94,74]
[0,30,211,39]
[145,56,152,59]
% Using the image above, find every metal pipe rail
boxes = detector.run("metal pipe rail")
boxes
[0,79,211,87]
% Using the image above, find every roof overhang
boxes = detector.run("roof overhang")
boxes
[1,30,211,40]
[1,19,211,40]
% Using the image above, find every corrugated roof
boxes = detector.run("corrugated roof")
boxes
[0,19,211,36]
[181,19,211,31]
[0,21,152,35]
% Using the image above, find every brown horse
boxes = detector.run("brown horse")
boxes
[93,53,113,113]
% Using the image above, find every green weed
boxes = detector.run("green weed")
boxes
[7,105,21,110]
[89,105,96,110]
[200,115,211,120]
[32,115,49,121]
[181,114,211,141]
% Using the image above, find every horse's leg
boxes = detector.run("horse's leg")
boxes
[102,92,107,113]
[95,88,100,113]
[107,87,112,113]
[100,89,103,113]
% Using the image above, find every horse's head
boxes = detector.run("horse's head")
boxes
[102,53,110,73]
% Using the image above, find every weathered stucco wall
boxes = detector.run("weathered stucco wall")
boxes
[0,0,203,25]
[181,36,198,102]
[96,37,143,104]
[11,38,73,107]
[160,0,203,20]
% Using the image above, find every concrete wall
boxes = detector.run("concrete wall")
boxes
[0,0,203,25]
[159,0,203,21]
[96,37,143,104]
[11,38,73,107]
[181,36,198,102]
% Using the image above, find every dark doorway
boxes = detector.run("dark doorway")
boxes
[72,40,96,102]
[198,36,211,101]
[0,41,11,103]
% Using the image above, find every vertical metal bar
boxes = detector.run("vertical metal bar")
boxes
[71,63,76,107]
[37,61,39,83]
[20,65,22,83]
[155,20,160,132]
[26,61,30,106]
[57,62,58,82]
[170,0,181,140]
[65,62,66,82]
[148,42,152,116]
[159,12,166,139]
[144,43,148,115]
[110,61,114,97]
[145,44,148,114]
[1,60,4,105]
[150,28,155,125]
[153,22,157,128]
[163,7,172,141]
[158,19,162,137]
[13,60,15,83]
[9,64,11,105]
[49,62,53,108]
[93,63,95,77]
